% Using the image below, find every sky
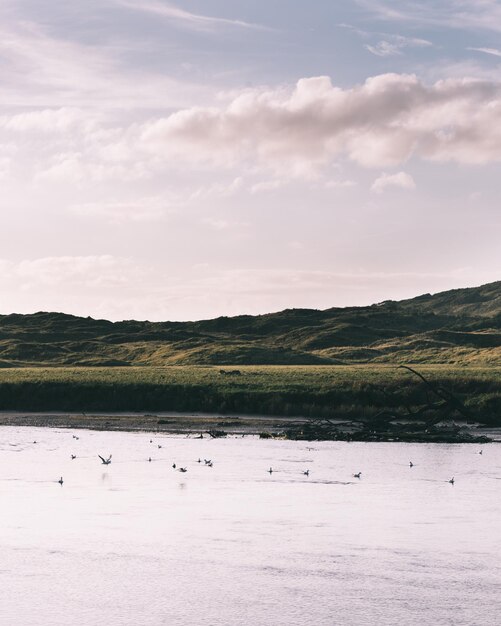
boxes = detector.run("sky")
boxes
[0,0,500,321]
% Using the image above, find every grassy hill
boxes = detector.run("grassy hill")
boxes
[0,281,499,367]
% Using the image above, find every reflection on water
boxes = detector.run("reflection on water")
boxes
[0,427,500,626]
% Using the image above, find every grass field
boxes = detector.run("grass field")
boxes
[0,365,498,424]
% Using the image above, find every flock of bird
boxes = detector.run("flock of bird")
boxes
[51,434,477,486]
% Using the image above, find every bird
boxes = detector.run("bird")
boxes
[172,463,176,469]
[179,467,187,473]
[479,450,483,455]
[98,454,112,465]
[197,458,201,463]
[207,461,213,467]
[449,477,455,484]
[268,467,273,474]
[303,470,310,476]
[148,457,152,462]
[353,472,362,478]
[150,439,153,444]
[158,444,162,449]
[204,459,211,465]
[58,477,64,485]
[409,461,414,467]
[71,454,76,460]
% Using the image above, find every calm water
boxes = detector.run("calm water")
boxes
[0,427,500,626]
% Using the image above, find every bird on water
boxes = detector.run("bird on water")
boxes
[58,477,64,485]
[268,467,273,474]
[353,472,362,478]
[303,470,310,476]
[71,454,76,460]
[98,454,112,465]
[179,467,187,473]
[449,477,455,484]
[409,461,414,467]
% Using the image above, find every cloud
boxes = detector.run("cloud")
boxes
[371,171,416,193]
[356,0,501,33]
[366,35,432,57]
[138,73,501,170]
[0,20,207,109]
[114,0,268,32]
[468,46,501,57]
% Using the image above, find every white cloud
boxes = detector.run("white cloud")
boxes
[356,0,501,33]
[366,35,432,57]
[114,0,268,32]
[468,46,501,57]
[371,171,416,193]
[138,73,501,170]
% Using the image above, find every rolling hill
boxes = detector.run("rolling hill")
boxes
[0,281,499,367]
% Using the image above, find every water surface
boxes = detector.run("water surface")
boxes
[1,427,500,625]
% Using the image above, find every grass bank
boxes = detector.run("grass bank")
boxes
[0,365,499,425]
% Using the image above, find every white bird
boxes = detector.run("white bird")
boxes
[98,454,112,465]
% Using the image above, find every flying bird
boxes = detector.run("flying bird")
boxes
[353,472,362,479]
[98,454,112,465]
[303,470,310,476]
[179,467,187,473]
[71,454,76,460]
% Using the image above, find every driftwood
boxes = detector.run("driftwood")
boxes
[206,429,227,438]
[284,366,491,443]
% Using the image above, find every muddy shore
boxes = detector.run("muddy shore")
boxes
[0,411,304,435]
[0,411,500,442]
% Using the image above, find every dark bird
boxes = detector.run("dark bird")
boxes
[268,467,273,474]
[409,461,414,467]
[58,477,64,485]
[179,467,187,473]
[71,454,76,460]
[207,461,213,467]
[158,444,162,449]
[353,472,362,479]
[172,463,176,469]
[150,439,153,444]
[148,457,152,462]
[98,454,112,465]
[479,450,483,455]
[303,470,310,476]
[204,459,211,465]
[449,477,455,484]
[197,458,201,463]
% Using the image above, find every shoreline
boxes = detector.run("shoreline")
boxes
[0,410,304,436]
[1,411,500,442]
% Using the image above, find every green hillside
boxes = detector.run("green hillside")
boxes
[0,281,500,366]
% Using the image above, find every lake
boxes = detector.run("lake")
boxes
[1,427,500,625]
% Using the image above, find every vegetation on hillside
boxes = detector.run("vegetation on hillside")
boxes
[0,281,499,366]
